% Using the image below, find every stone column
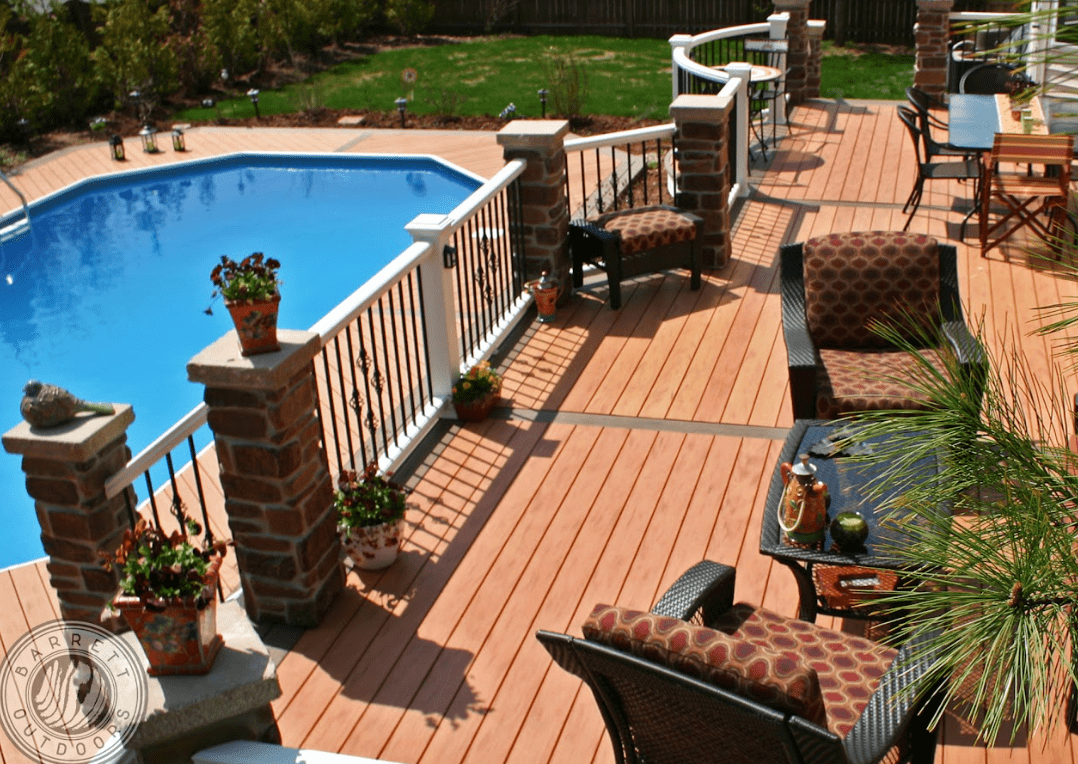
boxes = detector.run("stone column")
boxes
[187,330,342,627]
[671,94,733,269]
[806,20,826,98]
[915,0,954,98]
[497,120,571,304]
[774,0,811,106]
[2,406,135,626]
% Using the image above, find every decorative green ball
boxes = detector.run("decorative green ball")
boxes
[830,511,868,550]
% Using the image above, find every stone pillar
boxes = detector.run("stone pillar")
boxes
[187,330,342,627]
[671,94,733,269]
[774,0,811,106]
[915,0,954,98]
[806,20,826,98]
[497,120,571,304]
[2,406,135,626]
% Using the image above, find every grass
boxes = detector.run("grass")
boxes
[174,36,915,123]
[819,41,914,100]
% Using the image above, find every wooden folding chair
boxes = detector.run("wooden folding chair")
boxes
[980,133,1074,258]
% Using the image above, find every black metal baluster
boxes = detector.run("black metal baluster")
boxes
[364,307,389,458]
[144,472,161,528]
[352,321,375,468]
[320,347,345,476]
[377,299,400,449]
[187,435,214,547]
[414,265,434,403]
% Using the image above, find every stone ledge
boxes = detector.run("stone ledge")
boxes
[187,330,320,392]
[3,404,134,461]
[127,600,281,750]
[497,120,570,152]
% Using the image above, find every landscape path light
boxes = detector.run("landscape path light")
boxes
[138,124,158,153]
[395,97,408,128]
[247,88,260,119]
[538,89,548,118]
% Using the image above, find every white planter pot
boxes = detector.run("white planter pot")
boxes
[341,518,405,570]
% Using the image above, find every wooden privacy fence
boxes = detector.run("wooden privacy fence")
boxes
[431,0,997,45]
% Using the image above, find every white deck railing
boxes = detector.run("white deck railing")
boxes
[105,158,531,505]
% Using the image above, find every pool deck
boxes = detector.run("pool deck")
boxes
[3,105,1078,764]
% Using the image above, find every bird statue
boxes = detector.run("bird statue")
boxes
[20,380,115,429]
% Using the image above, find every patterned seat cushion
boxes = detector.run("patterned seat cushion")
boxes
[594,206,698,256]
[816,346,951,419]
[582,604,827,728]
[710,603,899,739]
[803,231,941,350]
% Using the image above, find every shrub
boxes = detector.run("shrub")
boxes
[93,0,177,115]
[541,49,589,119]
[384,0,434,37]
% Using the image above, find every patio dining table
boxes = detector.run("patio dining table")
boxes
[947,93,1048,152]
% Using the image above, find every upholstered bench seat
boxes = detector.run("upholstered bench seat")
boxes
[816,346,952,419]
[596,206,699,256]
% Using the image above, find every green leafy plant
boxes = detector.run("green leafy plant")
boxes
[840,313,1078,745]
[101,517,228,609]
[335,463,410,530]
[208,252,281,308]
[451,360,502,404]
[541,48,589,119]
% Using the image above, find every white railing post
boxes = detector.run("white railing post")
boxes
[726,63,752,192]
[670,34,695,100]
[769,13,791,126]
[405,213,462,402]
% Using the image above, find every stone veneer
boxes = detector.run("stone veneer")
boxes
[774,0,811,105]
[497,120,572,304]
[670,95,734,268]
[915,0,954,98]
[3,406,135,626]
[187,329,342,627]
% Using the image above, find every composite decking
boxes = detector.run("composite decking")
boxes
[2,102,1077,764]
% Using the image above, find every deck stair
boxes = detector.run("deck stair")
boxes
[0,170,30,243]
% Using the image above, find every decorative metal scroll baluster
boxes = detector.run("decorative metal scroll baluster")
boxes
[344,328,370,470]
[355,327,382,457]
[376,303,400,449]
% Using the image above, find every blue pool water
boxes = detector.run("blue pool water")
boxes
[0,153,480,569]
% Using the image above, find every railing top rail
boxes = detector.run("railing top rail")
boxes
[104,403,209,499]
[311,158,527,342]
[565,124,677,153]
[672,47,730,87]
[950,11,1023,22]
[671,21,771,49]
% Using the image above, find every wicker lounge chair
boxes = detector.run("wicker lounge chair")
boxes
[780,231,984,420]
[537,560,942,764]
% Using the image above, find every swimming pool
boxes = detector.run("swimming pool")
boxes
[0,153,482,569]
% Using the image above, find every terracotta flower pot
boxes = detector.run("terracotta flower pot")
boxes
[226,293,280,356]
[341,518,405,570]
[453,390,499,422]
[112,556,224,676]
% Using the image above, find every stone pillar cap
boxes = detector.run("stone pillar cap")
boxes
[187,329,320,391]
[671,94,733,122]
[496,120,570,151]
[3,404,135,461]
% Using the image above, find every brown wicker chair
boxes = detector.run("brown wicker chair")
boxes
[570,204,702,309]
[537,561,942,764]
[780,231,984,420]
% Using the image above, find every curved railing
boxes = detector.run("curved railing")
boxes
[670,22,773,98]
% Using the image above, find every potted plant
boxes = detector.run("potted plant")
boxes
[208,252,281,356]
[101,517,229,676]
[335,464,411,570]
[451,361,502,422]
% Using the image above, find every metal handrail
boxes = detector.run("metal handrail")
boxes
[0,170,30,241]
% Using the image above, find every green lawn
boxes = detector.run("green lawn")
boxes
[175,36,914,123]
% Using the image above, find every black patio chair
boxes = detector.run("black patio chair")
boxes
[958,62,1018,94]
[780,231,985,420]
[537,560,943,764]
[896,106,981,236]
[905,86,948,130]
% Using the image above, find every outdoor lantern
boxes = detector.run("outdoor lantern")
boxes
[109,134,125,161]
[138,124,158,153]
[201,98,215,109]
[247,88,260,119]
[538,89,548,118]
[395,97,408,128]
[171,125,186,151]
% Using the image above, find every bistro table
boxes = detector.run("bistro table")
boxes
[759,419,944,622]
[948,93,1048,152]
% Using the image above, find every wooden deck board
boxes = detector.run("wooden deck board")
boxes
[5,100,1078,764]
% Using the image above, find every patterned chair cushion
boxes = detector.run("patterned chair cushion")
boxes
[594,206,698,256]
[816,346,951,419]
[710,603,899,739]
[582,604,827,728]
[803,231,941,350]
